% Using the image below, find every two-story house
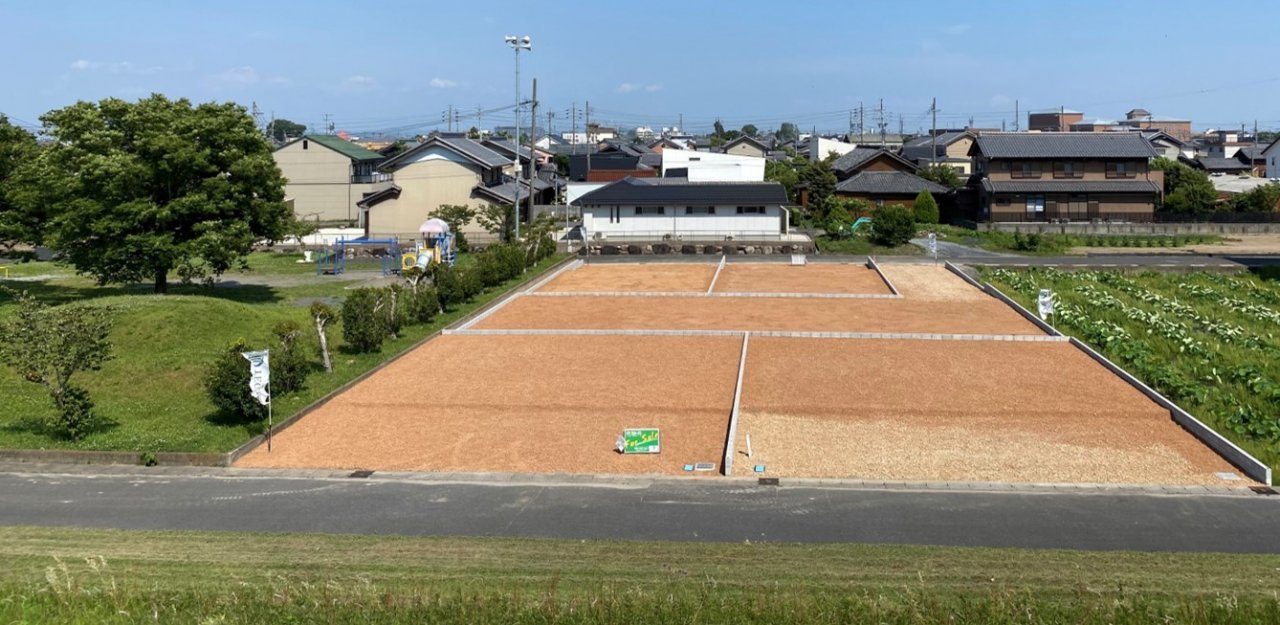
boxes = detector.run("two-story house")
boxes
[356,135,553,243]
[273,135,388,223]
[969,133,1162,222]
[901,131,975,175]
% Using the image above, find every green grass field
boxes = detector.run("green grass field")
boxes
[1,527,1277,624]
[0,253,565,453]
[932,225,1222,255]
[983,267,1280,473]
[814,234,922,255]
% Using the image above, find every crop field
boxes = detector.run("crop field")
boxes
[983,267,1280,473]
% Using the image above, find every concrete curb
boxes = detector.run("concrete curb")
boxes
[1067,337,1272,486]
[982,282,1061,336]
[944,261,984,289]
[0,449,228,467]
[722,332,750,476]
[525,290,902,299]
[707,254,726,293]
[446,328,1065,342]
[866,255,900,296]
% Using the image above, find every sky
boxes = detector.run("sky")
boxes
[2,0,1278,138]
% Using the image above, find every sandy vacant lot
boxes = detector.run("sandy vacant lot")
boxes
[475,296,1044,335]
[878,264,987,301]
[712,263,891,294]
[538,263,715,292]
[237,334,741,475]
[735,338,1239,485]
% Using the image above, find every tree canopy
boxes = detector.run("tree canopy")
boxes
[0,115,39,250]
[1152,157,1217,214]
[916,164,964,189]
[740,124,758,138]
[266,118,306,142]
[18,95,291,292]
[777,122,799,142]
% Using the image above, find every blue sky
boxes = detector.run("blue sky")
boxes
[2,0,1277,137]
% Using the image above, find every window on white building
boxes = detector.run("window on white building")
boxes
[685,206,715,215]
[635,206,665,215]
[736,206,765,214]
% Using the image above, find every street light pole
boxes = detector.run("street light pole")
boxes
[504,35,531,240]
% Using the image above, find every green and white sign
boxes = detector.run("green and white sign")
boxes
[621,428,661,454]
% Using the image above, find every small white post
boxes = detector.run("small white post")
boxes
[745,433,753,458]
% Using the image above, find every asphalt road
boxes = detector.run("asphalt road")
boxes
[2,469,1278,553]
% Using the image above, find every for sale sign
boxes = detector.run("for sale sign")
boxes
[620,428,661,454]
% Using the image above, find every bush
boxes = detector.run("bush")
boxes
[204,338,268,421]
[432,265,465,311]
[341,288,388,353]
[823,204,855,239]
[383,284,409,338]
[870,204,915,247]
[458,268,484,299]
[270,320,310,394]
[912,191,939,224]
[407,287,439,324]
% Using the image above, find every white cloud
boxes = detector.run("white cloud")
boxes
[69,59,162,75]
[212,66,261,85]
[337,75,378,93]
[943,23,971,35]
[429,77,458,88]
[617,82,662,94]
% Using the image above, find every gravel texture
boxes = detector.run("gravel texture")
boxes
[735,338,1241,485]
[475,296,1044,335]
[712,263,891,294]
[236,335,741,475]
[878,264,988,301]
[537,263,714,292]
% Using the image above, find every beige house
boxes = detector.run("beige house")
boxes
[273,135,387,223]
[357,136,554,243]
[720,135,770,158]
[901,131,975,175]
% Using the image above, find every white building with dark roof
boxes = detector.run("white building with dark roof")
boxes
[573,177,796,241]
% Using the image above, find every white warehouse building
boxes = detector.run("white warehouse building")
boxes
[574,177,794,241]
[660,150,765,182]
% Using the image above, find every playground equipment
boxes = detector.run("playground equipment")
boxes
[415,218,457,268]
[315,238,403,276]
[850,217,872,233]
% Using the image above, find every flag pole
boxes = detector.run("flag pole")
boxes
[267,397,273,452]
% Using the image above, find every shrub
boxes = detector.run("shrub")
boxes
[341,288,388,353]
[459,268,484,299]
[382,284,409,338]
[139,451,158,467]
[408,287,439,324]
[270,320,310,394]
[870,204,915,247]
[204,338,268,421]
[912,191,939,224]
[823,204,855,239]
[432,265,465,311]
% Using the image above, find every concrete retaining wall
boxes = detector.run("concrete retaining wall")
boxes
[987,222,1280,235]
[1068,337,1272,486]
[0,449,228,466]
[944,261,984,289]
[722,333,750,477]
[866,256,901,296]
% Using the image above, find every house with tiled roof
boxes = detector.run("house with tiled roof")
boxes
[720,135,772,158]
[969,133,1162,222]
[572,177,793,241]
[356,135,554,242]
[273,135,389,223]
[901,131,976,174]
[827,147,949,212]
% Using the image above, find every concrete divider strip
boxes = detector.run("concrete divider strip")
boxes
[524,290,901,299]
[524,258,583,293]
[982,282,1061,337]
[723,332,750,476]
[447,327,1066,342]
[1068,337,1271,486]
[866,256,900,296]
[707,254,727,294]
[944,261,984,289]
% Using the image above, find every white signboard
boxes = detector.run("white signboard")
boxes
[1037,289,1055,321]
[791,254,807,266]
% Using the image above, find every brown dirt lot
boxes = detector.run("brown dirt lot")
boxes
[735,338,1239,485]
[236,335,742,475]
[475,296,1044,335]
[878,264,988,301]
[538,263,715,292]
[712,263,891,294]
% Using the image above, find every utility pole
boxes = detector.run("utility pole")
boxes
[878,98,886,147]
[477,104,483,135]
[323,113,334,134]
[1059,105,1065,132]
[930,97,938,165]
[678,113,683,133]
[859,102,864,144]
[585,100,591,178]
[546,110,554,138]
[527,78,537,235]
[1014,100,1019,131]
[898,114,903,139]
[570,102,578,155]
[250,101,263,135]
[848,110,854,141]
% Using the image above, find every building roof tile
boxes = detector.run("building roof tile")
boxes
[836,171,949,195]
[972,133,1158,159]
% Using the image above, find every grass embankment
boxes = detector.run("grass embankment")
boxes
[0,527,1277,624]
[0,252,565,453]
[932,225,1222,255]
[983,267,1280,472]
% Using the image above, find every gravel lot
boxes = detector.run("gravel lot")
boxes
[735,338,1240,485]
[538,263,715,292]
[879,264,987,301]
[712,263,891,294]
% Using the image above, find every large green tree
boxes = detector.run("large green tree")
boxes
[266,118,306,142]
[22,95,290,293]
[777,122,799,142]
[797,156,837,217]
[1151,157,1216,214]
[916,164,964,189]
[0,115,39,250]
